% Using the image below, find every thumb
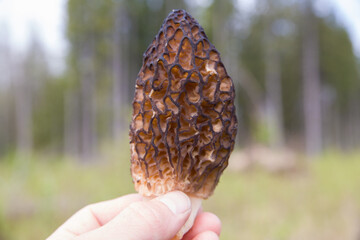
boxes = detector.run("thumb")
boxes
[77,191,192,240]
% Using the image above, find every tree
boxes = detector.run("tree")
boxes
[66,0,115,160]
[301,1,322,156]
[0,24,14,156]
[238,0,360,153]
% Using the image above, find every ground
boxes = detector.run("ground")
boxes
[1,145,360,240]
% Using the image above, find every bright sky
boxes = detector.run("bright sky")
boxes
[0,0,359,72]
[0,0,67,73]
[327,0,360,57]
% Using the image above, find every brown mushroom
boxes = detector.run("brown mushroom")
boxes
[129,9,237,239]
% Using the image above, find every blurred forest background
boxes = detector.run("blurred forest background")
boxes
[1,0,360,239]
[1,0,360,159]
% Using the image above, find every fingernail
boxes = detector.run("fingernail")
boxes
[157,191,191,215]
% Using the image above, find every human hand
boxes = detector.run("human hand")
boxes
[47,191,221,240]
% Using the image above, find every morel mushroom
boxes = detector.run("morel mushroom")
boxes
[130,9,237,239]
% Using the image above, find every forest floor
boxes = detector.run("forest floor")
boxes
[1,145,360,240]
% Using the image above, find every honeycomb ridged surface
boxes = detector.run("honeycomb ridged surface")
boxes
[130,9,237,199]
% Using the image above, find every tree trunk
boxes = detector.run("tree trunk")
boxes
[346,96,360,151]
[64,91,81,158]
[80,40,97,161]
[0,37,12,155]
[264,29,284,148]
[301,1,322,156]
[112,3,129,141]
[0,94,10,155]
[321,85,336,149]
[14,64,33,155]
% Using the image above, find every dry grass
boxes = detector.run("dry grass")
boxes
[1,147,360,240]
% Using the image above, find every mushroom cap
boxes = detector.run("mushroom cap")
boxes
[129,9,237,199]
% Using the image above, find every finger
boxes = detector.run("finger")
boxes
[88,194,143,225]
[182,212,221,240]
[47,193,142,239]
[76,191,192,240]
[192,231,219,240]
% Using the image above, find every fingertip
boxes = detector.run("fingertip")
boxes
[182,212,221,240]
[201,212,221,235]
[156,191,191,215]
[193,231,219,240]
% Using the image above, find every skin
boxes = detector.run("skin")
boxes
[47,191,221,240]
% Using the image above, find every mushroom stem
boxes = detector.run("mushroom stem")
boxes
[172,196,202,240]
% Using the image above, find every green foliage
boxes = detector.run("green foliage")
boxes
[238,2,360,139]
[1,0,360,157]
[319,17,360,105]
[241,18,266,89]
[67,0,114,83]
[252,119,272,144]
[32,77,67,151]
